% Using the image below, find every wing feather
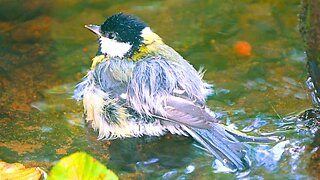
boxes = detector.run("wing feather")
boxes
[127,56,212,117]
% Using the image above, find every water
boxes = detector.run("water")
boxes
[0,0,318,179]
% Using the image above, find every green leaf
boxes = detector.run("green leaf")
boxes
[48,152,118,180]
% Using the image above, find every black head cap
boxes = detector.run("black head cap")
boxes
[100,13,147,57]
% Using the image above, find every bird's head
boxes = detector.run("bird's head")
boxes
[85,13,163,59]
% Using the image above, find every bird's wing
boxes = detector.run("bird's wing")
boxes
[127,56,216,127]
[127,56,252,171]
[162,95,216,129]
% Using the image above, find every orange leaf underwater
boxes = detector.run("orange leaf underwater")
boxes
[234,41,252,56]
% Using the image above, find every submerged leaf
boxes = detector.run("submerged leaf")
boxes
[48,152,118,180]
[0,161,45,180]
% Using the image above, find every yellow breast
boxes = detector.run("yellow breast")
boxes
[91,55,110,69]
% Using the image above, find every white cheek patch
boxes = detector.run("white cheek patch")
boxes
[99,37,132,58]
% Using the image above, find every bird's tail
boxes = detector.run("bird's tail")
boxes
[182,124,253,171]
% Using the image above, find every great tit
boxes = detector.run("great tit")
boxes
[74,13,278,172]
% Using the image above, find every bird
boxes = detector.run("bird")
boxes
[73,13,278,172]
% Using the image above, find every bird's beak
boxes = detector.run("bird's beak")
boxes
[85,24,102,36]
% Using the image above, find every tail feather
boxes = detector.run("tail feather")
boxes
[181,124,251,171]
[224,127,282,143]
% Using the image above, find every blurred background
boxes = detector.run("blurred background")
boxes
[0,0,318,179]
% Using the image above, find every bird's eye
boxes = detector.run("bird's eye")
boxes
[107,32,117,39]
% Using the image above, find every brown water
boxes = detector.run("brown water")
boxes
[0,0,318,179]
